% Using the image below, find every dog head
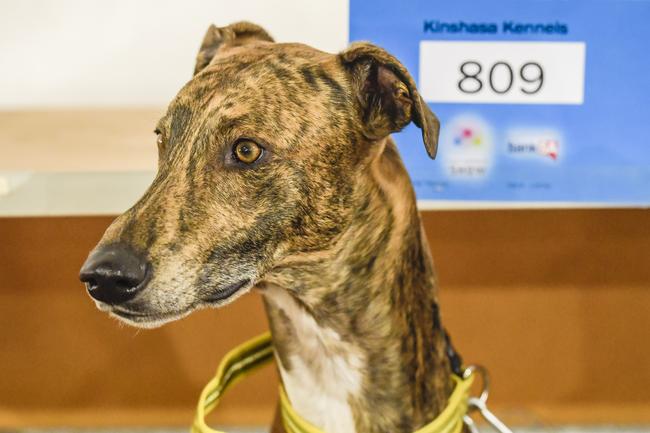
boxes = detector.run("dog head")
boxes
[79,22,439,328]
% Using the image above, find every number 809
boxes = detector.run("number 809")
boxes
[458,61,544,95]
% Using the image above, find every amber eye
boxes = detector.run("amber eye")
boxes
[233,140,263,164]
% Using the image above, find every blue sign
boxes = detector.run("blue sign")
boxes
[350,0,650,206]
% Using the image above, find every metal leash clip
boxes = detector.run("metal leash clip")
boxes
[462,365,513,433]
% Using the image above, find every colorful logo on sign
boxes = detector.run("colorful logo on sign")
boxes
[506,130,561,162]
[539,139,559,160]
[454,126,484,147]
[442,115,494,180]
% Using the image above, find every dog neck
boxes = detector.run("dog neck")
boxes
[260,139,452,433]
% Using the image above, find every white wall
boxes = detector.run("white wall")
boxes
[0,0,349,108]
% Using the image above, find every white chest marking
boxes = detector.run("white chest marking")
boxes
[264,286,364,433]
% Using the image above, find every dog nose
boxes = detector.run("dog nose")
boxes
[79,244,149,305]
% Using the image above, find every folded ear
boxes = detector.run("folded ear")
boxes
[194,21,274,75]
[339,42,439,159]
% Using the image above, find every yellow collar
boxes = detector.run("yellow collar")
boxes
[192,332,474,433]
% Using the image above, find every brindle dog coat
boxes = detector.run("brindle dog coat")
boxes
[81,22,452,433]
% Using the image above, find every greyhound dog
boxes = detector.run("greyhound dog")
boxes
[80,22,455,433]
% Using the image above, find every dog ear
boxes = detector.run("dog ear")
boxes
[194,21,274,75]
[339,42,439,159]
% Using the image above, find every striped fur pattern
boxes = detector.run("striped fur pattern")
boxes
[86,22,451,433]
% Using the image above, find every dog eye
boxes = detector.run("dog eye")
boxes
[233,140,263,164]
[154,129,164,146]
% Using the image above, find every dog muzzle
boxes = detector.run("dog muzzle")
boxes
[191,333,511,433]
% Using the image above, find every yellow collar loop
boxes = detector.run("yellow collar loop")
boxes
[192,332,474,433]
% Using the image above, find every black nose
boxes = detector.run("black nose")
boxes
[79,244,149,305]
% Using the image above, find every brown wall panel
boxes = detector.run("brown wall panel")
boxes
[0,210,648,427]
